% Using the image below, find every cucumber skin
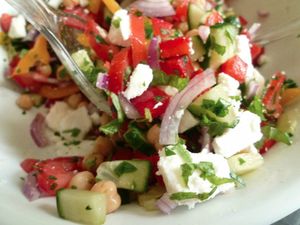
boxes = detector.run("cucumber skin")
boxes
[96,160,151,193]
[56,189,106,225]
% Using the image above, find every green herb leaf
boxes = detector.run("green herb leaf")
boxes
[196,161,215,179]
[211,36,226,55]
[248,96,266,121]
[114,161,138,177]
[170,186,217,201]
[144,20,153,39]
[172,142,192,163]
[112,17,121,28]
[181,163,195,186]
[201,98,230,117]
[207,176,233,185]
[85,205,92,210]
[100,120,121,136]
[111,93,124,122]
[144,108,153,122]
[238,157,246,165]
[230,172,246,188]
[152,70,189,91]
[261,126,293,145]
[283,78,298,89]
[165,147,176,156]
[63,128,81,137]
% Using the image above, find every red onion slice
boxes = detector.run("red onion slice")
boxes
[30,113,49,148]
[130,0,176,17]
[159,69,216,145]
[96,73,109,90]
[156,194,177,214]
[248,23,261,40]
[22,172,41,201]
[198,25,210,43]
[31,72,60,84]
[148,37,160,69]
[246,80,259,100]
[119,94,141,119]
[22,28,39,42]
[199,127,212,153]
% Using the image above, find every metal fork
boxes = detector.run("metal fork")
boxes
[5,0,111,114]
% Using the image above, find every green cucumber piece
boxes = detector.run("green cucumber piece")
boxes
[188,3,206,29]
[209,24,238,69]
[96,160,151,192]
[71,49,94,72]
[56,189,106,225]
[190,36,206,62]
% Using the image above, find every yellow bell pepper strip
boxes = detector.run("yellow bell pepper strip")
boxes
[0,32,5,45]
[38,83,80,99]
[76,33,90,47]
[13,35,50,76]
[88,0,102,14]
[102,0,121,13]
[281,88,300,106]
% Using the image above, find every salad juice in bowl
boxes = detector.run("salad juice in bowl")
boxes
[0,0,300,225]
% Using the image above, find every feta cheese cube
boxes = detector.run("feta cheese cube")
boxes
[79,0,89,7]
[8,15,27,39]
[157,144,234,208]
[108,9,131,47]
[212,111,263,158]
[47,0,63,9]
[123,64,153,100]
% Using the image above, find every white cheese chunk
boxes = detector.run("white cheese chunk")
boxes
[123,64,153,100]
[79,0,89,7]
[108,9,131,47]
[46,102,92,140]
[47,0,63,9]
[212,111,263,158]
[236,35,254,82]
[157,145,234,209]
[8,15,27,39]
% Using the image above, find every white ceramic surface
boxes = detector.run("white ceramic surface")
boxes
[1,1,300,225]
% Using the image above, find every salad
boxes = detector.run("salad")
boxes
[1,0,299,224]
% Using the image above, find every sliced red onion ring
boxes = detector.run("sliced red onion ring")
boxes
[199,127,212,153]
[31,72,60,84]
[248,23,261,40]
[96,73,109,90]
[246,80,259,100]
[22,28,39,42]
[119,94,141,119]
[30,113,49,148]
[22,172,41,201]
[156,194,177,214]
[198,25,210,43]
[159,69,216,145]
[130,0,176,17]
[148,37,160,69]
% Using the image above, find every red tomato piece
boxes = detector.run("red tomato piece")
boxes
[205,10,224,26]
[259,139,277,154]
[220,55,248,83]
[151,18,173,38]
[20,159,39,173]
[63,7,93,30]
[159,37,191,59]
[238,15,248,26]
[108,48,129,94]
[130,14,147,67]
[251,43,264,65]
[262,72,286,118]
[0,13,12,33]
[111,148,133,161]
[131,87,170,118]
[160,55,194,78]
[12,74,43,92]
[175,0,190,22]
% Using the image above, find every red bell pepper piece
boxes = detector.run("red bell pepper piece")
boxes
[160,55,194,78]
[238,15,248,26]
[205,10,224,26]
[262,72,286,118]
[175,0,190,22]
[130,13,147,67]
[220,55,248,83]
[131,87,170,119]
[159,37,191,59]
[251,43,264,65]
[0,13,12,33]
[151,18,173,38]
[63,7,91,30]
[108,48,130,94]
[259,139,277,154]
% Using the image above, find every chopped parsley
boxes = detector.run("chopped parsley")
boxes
[238,157,246,165]
[261,126,293,145]
[144,20,153,39]
[283,78,298,89]
[63,140,81,146]
[96,35,106,44]
[210,36,226,55]
[114,161,137,177]
[181,163,195,186]
[201,98,230,117]
[63,128,81,138]
[144,108,153,122]
[85,205,92,210]
[248,96,266,121]
[165,148,176,156]
[100,119,121,136]
[170,186,217,201]
[50,183,58,190]
[111,93,124,122]
[48,175,57,180]
[230,172,246,188]
[152,70,189,91]
[112,17,121,28]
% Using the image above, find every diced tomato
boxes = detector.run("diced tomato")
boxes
[63,7,95,30]
[21,159,39,173]
[174,0,190,22]
[0,13,12,33]
[205,10,224,26]
[262,72,286,118]
[131,87,170,119]
[160,55,194,78]
[190,68,204,79]
[108,48,129,93]
[86,19,119,62]
[259,139,277,154]
[38,83,80,99]
[12,74,42,92]
[130,13,147,67]
[151,18,173,38]
[251,43,264,65]
[238,15,248,26]
[21,157,83,196]
[220,55,248,83]
[111,148,133,161]
[159,37,190,59]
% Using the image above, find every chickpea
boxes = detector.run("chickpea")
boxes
[83,152,104,172]
[147,124,160,145]
[99,113,111,126]
[154,142,163,151]
[66,93,83,109]
[77,101,89,108]
[56,65,71,81]
[36,64,52,76]
[16,94,33,110]
[93,136,114,157]
[91,181,121,213]
[68,171,95,190]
